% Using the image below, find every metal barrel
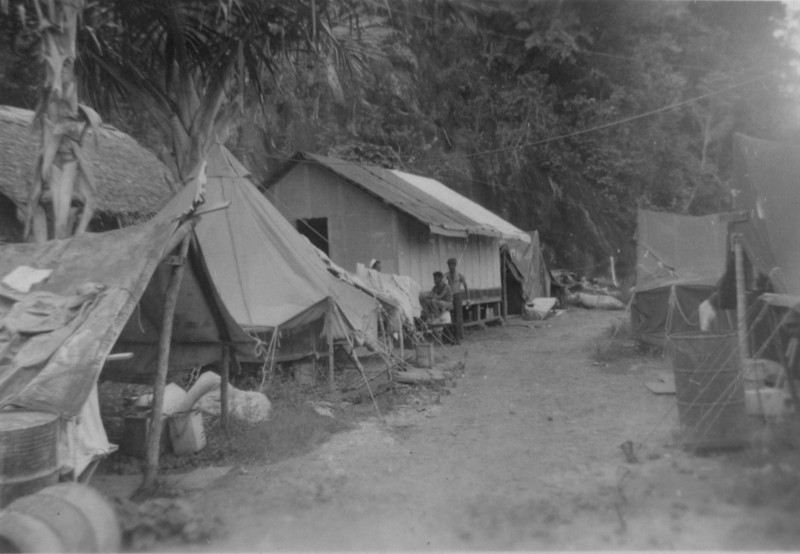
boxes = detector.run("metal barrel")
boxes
[0,411,59,508]
[668,332,748,451]
[0,482,122,552]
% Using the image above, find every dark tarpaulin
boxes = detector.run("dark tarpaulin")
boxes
[502,231,552,315]
[0,216,255,417]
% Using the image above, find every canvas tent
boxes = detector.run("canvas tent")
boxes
[161,144,381,361]
[729,134,800,301]
[501,230,552,316]
[0,208,255,475]
[724,134,800,368]
[631,209,730,345]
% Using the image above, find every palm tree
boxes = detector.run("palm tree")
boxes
[78,0,384,182]
[2,0,385,237]
[2,0,101,241]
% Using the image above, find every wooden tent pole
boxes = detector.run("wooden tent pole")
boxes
[221,345,230,432]
[501,249,508,321]
[328,332,335,390]
[733,234,749,361]
[142,232,192,490]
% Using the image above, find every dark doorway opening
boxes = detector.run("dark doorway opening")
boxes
[297,217,329,255]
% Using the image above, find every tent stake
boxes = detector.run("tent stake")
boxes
[142,232,192,491]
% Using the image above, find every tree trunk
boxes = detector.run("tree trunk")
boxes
[28,0,96,242]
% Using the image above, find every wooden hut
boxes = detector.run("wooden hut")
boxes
[265,152,530,327]
[0,105,177,241]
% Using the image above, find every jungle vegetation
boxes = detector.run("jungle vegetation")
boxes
[1,0,798,274]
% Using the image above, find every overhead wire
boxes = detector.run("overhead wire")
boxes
[259,67,771,170]
[365,0,781,74]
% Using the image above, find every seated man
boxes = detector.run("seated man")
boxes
[419,271,453,321]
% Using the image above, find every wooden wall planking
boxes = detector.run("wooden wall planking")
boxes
[270,163,502,294]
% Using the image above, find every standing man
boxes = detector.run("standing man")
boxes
[446,257,469,343]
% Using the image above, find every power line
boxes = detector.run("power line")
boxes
[262,69,771,168]
[409,71,772,164]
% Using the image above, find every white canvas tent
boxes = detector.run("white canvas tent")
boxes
[163,144,382,361]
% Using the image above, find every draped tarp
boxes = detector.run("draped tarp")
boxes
[503,230,551,303]
[631,209,729,344]
[355,263,422,323]
[730,134,800,299]
[0,215,256,416]
[158,144,380,358]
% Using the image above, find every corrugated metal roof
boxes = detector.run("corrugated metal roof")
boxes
[391,169,530,243]
[292,152,506,238]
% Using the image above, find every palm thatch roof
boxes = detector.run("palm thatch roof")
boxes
[0,105,177,221]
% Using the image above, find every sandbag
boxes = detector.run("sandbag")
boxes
[570,292,625,310]
[195,384,271,423]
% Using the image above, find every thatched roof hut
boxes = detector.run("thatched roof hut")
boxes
[0,105,177,233]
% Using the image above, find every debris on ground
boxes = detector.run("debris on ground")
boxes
[114,496,225,551]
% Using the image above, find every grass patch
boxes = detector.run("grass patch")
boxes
[593,317,638,364]
[592,316,665,366]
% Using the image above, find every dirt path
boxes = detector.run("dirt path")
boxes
[170,308,792,551]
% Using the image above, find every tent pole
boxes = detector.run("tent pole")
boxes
[221,345,230,432]
[733,234,749,361]
[377,313,392,381]
[328,333,335,390]
[501,251,508,321]
[142,232,192,491]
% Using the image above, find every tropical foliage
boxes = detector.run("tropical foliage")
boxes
[1,1,798,271]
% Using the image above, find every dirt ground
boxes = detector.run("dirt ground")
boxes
[95,307,800,551]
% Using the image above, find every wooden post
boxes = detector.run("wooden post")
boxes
[733,234,749,361]
[610,256,618,287]
[501,253,508,321]
[328,332,335,390]
[142,233,191,490]
[221,345,230,432]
